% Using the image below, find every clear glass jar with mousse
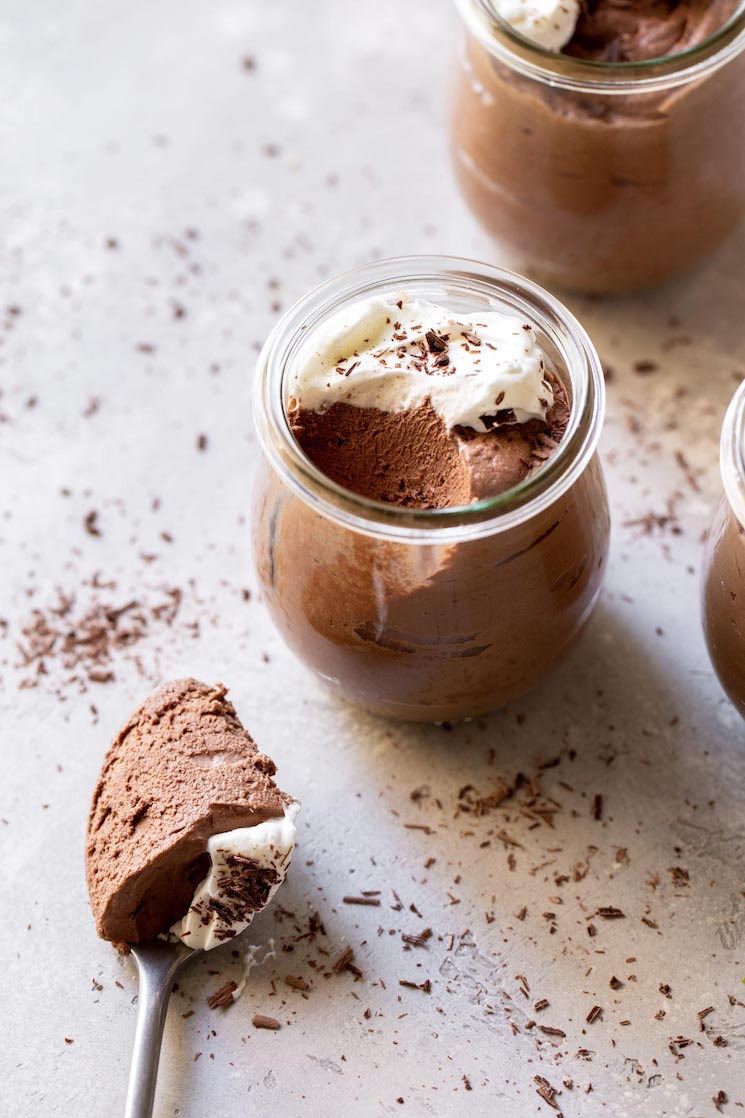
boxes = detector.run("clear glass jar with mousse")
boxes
[451,0,745,294]
[702,379,745,720]
[252,256,609,722]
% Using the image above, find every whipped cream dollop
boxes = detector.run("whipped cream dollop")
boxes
[491,0,580,50]
[291,295,554,434]
[172,803,298,951]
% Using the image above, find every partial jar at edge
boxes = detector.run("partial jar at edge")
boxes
[702,380,745,720]
[450,0,745,294]
[252,258,610,723]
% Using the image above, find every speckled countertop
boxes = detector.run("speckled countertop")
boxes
[2,2,744,1116]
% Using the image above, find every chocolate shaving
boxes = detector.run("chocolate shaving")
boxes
[331,946,355,973]
[402,928,433,948]
[207,981,238,1009]
[424,330,447,353]
[399,978,432,993]
[534,1076,561,1110]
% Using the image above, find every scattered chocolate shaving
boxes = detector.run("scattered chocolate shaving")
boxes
[595,907,625,919]
[331,946,354,973]
[285,975,310,991]
[83,510,101,537]
[399,978,431,993]
[14,586,186,693]
[668,866,689,888]
[586,1005,602,1025]
[252,1014,280,1030]
[343,895,380,907]
[402,928,432,948]
[534,1075,561,1111]
[207,981,237,1009]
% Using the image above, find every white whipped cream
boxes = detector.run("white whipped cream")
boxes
[492,0,580,51]
[291,295,554,434]
[172,803,298,951]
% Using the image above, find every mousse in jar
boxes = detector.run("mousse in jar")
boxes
[253,257,609,721]
[451,0,745,293]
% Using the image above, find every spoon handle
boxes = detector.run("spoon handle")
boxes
[124,942,190,1118]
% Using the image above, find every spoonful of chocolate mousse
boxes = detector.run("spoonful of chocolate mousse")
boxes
[86,678,298,1118]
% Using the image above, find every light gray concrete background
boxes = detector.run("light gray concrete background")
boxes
[1,2,744,1115]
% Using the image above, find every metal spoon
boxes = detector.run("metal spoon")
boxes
[124,939,196,1118]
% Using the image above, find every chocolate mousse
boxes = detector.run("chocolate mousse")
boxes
[86,679,296,948]
[253,283,609,721]
[563,0,738,63]
[451,0,745,291]
[291,390,568,508]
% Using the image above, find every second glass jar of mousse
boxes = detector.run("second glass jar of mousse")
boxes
[253,256,609,722]
[451,0,745,294]
[702,379,745,720]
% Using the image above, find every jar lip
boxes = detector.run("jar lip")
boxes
[721,379,745,530]
[456,0,745,93]
[253,255,605,544]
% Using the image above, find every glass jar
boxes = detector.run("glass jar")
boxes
[702,380,745,720]
[451,0,745,294]
[252,256,609,722]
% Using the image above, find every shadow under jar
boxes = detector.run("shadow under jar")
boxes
[702,379,745,720]
[451,0,745,294]
[252,257,609,723]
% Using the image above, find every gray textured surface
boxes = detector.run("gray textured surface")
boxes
[1,2,744,1115]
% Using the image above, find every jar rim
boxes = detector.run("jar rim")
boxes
[721,379,745,530]
[253,256,605,544]
[455,0,745,94]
